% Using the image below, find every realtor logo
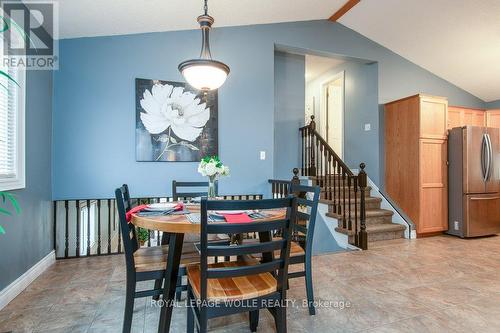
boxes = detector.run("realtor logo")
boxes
[1,1,58,69]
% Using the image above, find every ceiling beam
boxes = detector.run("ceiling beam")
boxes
[328,0,360,22]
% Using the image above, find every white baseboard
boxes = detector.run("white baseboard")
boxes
[0,250,55,311]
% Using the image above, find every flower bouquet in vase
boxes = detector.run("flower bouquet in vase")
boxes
[197,156,230,198]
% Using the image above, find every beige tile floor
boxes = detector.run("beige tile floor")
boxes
[1,235,500,333]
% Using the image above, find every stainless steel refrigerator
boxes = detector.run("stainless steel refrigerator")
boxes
[448,126,500,237]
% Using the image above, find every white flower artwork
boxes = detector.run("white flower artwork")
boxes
[135,79,218,162]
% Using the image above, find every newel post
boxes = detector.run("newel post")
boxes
[358,163,368,250]
[309,116,316,177]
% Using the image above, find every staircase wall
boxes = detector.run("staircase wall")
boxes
[274,52,305,180]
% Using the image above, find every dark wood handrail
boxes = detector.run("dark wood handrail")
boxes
[298,115,368,250]
[299,121,353,177]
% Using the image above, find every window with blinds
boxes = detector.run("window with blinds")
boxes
[0,60,24,190]
[0,64,17,177]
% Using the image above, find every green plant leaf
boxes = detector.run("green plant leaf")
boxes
[0,70,19,88]
[0,207,12,216]
[3,192,20,214]
[0,225,5,234]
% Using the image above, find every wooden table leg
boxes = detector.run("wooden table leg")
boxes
[158,233,184,333]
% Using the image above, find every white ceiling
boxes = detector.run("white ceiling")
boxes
[58,0,346,38]
[305,55,345,83]
[339,0,500,102]
[57,0,500,102]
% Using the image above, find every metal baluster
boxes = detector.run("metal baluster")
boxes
[97,200,101,255]
[87,199,91,256]
[337,163,342,214]
[147,199,151,247]
[342,172,346,229]
[53,202,57,257]
[359,163,368,250]
[310,117,316,176]
[107,199,112,254]
[76,200,80,257]
[354,177,359,247]
[331,159,335,207]
[301,129,305,176]
[117,202,121,253]
[318,140,322,180]
[348,176,352,232]
[64,200,69,258]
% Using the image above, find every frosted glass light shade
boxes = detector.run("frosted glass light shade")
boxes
[179,59,229,91]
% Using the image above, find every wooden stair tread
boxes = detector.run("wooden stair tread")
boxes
[134,245,199,273]
[320,197,381,205]
[186,260,277,301]
[320,186,372,191]
[335,223,406,236]
[326,209,394,219]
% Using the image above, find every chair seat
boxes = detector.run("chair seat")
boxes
[186,261,277,301]
[134,245,199,273]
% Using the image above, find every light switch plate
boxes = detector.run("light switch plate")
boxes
[260,151,266,160]
[364,123,371,131]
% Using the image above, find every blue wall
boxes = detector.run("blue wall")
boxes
[0,70,53,290]
[53,20,485,199]
[487,100,500,109]
[274,52,305,180]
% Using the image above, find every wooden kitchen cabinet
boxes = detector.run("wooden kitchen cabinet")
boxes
[463,109,485,127]
[486,110,500,128]
[447,106,485,129]
[385,94,448,236]
[447,106,463,129]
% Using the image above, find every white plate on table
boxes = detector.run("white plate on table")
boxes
[145,203,177,211]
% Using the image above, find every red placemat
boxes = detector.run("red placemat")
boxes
[221,213,252,223]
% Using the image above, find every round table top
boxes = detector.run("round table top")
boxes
[131,203,286,234]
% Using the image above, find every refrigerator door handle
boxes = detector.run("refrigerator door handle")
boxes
[481,134,488,182]
[485,134,493,181]
[470,196,500,201]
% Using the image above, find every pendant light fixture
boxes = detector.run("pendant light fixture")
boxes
[178,0,230,91]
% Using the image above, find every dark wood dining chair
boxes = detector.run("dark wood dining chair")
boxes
[172,180,218,201]
[115,184,198,333]
[249,184,320,315]
[186,197,298,333]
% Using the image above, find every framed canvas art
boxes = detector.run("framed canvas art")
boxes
[135,78,218,162]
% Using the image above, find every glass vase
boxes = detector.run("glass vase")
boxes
[208,176,217,198]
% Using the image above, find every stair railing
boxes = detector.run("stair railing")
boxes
[300,115,368,250]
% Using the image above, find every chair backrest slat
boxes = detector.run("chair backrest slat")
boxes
[172,180,218,201]
[207,238,286,257]
[207,260,282,279]
[297,211,310,220]
[199,197,297,301]
[206,219,287,234]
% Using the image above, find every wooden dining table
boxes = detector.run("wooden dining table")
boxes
[131,203,287,333]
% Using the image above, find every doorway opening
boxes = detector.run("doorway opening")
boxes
[306,55,345,158]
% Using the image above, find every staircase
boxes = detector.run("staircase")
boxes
[300,116,405,248]
[311,175,405,243]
